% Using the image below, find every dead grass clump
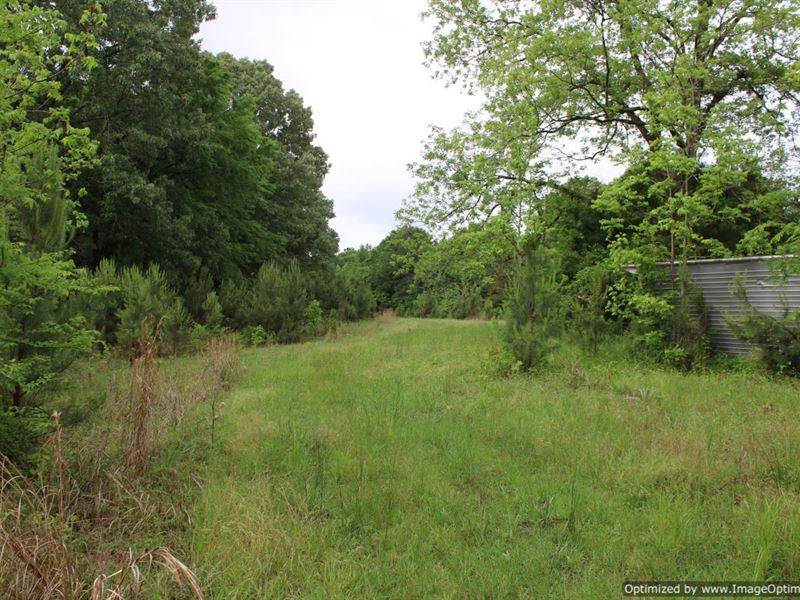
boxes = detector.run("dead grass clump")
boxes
[121,316,164,475]
[0,417,75,600]
[206,334,238,388]
[91,547,204,600]
[205,334,239,447]
[0,320,241,599]
[0,414,204,600]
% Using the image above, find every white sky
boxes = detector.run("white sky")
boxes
[198,0,479,250]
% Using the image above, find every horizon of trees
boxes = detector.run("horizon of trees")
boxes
[1,0,373,409]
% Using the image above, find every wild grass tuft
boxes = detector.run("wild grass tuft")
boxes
[0,317,239,599]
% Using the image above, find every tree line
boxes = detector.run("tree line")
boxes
[0,0,375,412]
[392,0,800,372]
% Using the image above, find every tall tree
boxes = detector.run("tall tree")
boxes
[216,53,339,266]
[55,0,221,281]
[53,1,338,286]
[371,226,433,311]
[404,0,800,256]
[0,0,103,405]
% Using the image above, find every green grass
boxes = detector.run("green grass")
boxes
[187,318,800,598]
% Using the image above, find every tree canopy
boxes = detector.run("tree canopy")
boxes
[403,0,800,258]
[50,0,337,288]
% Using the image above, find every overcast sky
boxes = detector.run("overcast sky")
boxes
[198,0,479,250]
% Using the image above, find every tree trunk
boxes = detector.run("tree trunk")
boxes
[12,382,24,407]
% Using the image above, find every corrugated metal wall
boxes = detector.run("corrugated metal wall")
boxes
[672,256,800,355]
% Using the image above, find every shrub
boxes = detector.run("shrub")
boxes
[667,265,710,369]
[201,291,224,330]
[565,264,614,353]
[249,261,308,341]
[219,279,251,329]
[183,270,215,323]
[304,300,325,337]
[503,240,563,371]
[341,276,376,321]
[607,261,709,369]
[242,324,275,347]
[116,264,193,355]
[83,258,122,346]
[0,407,51,473]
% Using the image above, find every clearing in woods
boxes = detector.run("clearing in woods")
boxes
[188,317,800,598]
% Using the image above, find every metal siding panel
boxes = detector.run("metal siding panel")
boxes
[680,258,800,355]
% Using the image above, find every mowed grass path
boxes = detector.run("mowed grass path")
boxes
[189,318,800,598]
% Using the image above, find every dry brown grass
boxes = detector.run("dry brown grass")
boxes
[0,444,74,599]
[0,318,240,599]
[90,547,204,600]
[205,334,238,447]
[0,415,205,600]
[121,316,164,475]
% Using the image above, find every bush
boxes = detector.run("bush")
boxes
[82,258,122,346]
[219,279,251,329]
[607,261,709,369]
[566,264,614,353]
[304,300,324,337]
[0,407,51,473]
[341,276,376,321]
[503,240,563,371]
[481,344,526,378]
[116,264,193,355]
[249,261,308,342]
[201,291,224,330]
[666,265,710,369]
[241,324,275,347]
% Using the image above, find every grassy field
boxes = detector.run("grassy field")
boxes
[187,317,800,598]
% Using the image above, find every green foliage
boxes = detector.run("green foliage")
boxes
[115,264,191,355]
[241,325,274,347]
[0,246,99,403]
[410,0,800,233]
[249,262,308,342]
[541,178,608,278]
[83,258,121,345]
[0,406,51,473]
[607,261,710,369]
[303,300,325,337]
[341,276,376,321]
[503,240,563,371]
[728,275,800,375]
[371,226,433,312]
[336,246,377,321]
[413,218,515,318]
[220,262,310,343]
[217,53,339,268]
[50,2,337,288]
[201,291,224,331]
[566,264,614,353]
[0,0,104,406]
[219,279,252,331]
[667,266,711,370]
[403,0,800,374]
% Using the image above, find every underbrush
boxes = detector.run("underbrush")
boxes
[0,318,240,599]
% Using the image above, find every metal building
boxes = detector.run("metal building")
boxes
[656,255,800,355]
